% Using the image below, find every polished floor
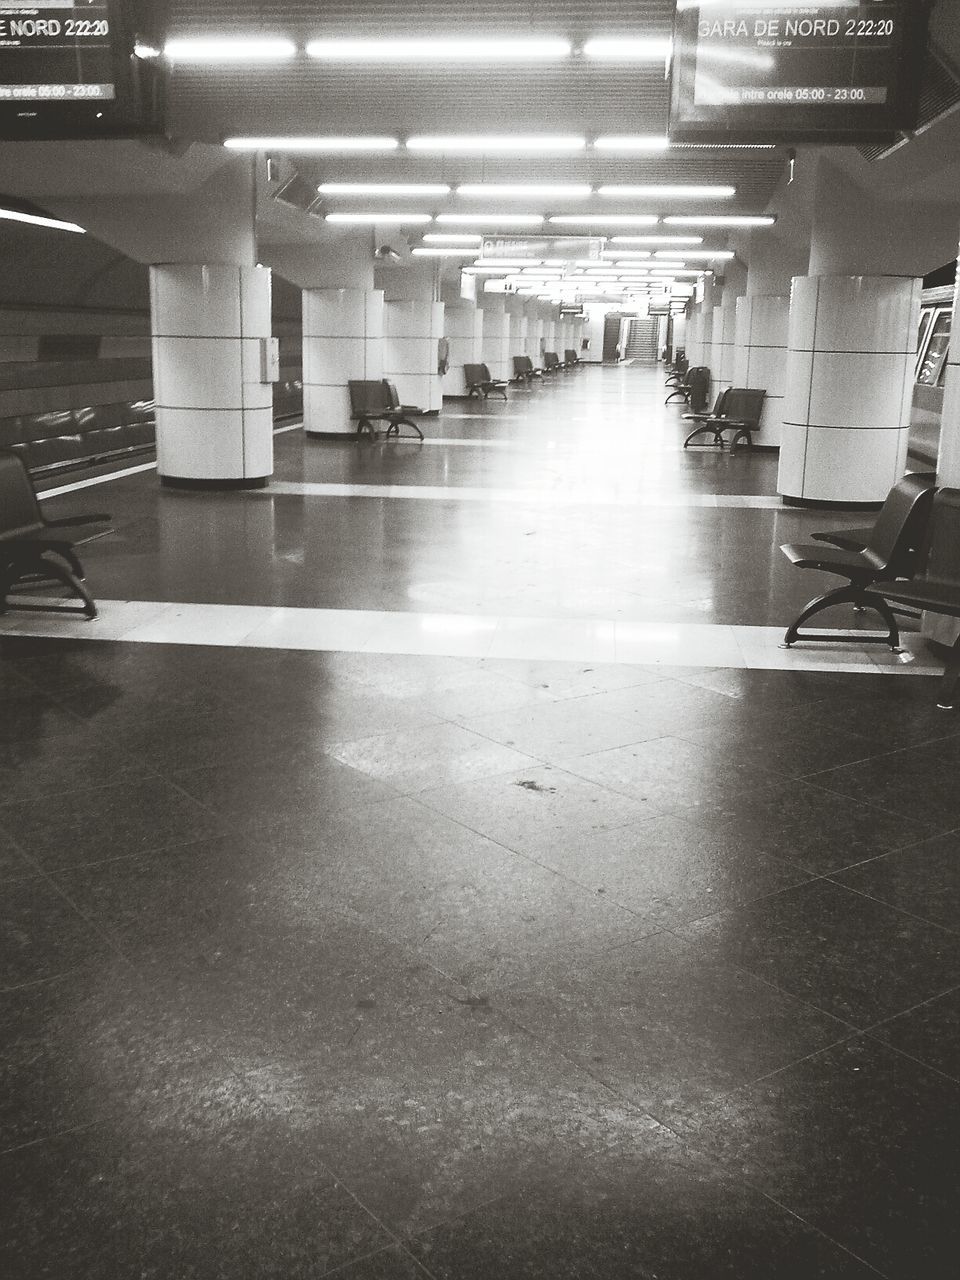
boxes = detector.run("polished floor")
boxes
[1,366,959,1278]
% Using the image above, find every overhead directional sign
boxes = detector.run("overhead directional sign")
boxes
[480,236,603,261]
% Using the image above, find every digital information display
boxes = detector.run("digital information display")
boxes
[669,2,931,144]
[0,2,113,100]
[0,0,163,138]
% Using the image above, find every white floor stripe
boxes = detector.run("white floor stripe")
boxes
[0,600,940,678]
[266,481,784,509]
[39,461,158,500]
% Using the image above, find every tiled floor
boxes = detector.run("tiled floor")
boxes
[1,366,958,1278]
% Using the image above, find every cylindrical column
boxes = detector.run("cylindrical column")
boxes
[303,288,383,437]
[480,294,511,381]
[150,263,273,488]
[734,294,789,448]
[384,299,445,412]
[778,276,920,504]
[507,297,527,376]
[526,301,543,364]
[443,301,483,397]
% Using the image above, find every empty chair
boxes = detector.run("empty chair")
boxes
[512,355,542,383]
[543,351,562,374]
[780,472,937,650]
[664,353,689,387]
[665,365,710,412]
[682,387,766,448]
[464,363,508,400]
[807,472,938,554]
[865,488,960,708]
[683,386,731,430]
[564,349,580,369]
[0,448,110,620]
[347,380,424,441]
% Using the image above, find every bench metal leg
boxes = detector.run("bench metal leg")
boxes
[683,425,724,448]
[385,417,424,442]
[2,553,98,619]
[783,583,900,650]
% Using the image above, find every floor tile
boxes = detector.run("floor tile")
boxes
[868,987,960,1081]
[682,778,935,876]
[247,1013,652,1239]
[0,966,231,1152]
[324,721,539,795]
[0,775,228,872]
[496,932,849,1124]
[830,828,960,933]
[406,1125,879,1279]
[677,877,960,1027]
[459,700,652,763]
[414,763,655,857]
[0,1103,395,1279]
[0,877,118,991]
[679,1036,960,1279]
[812,736,960,829]
[560,734,784,818]
[240,797,645,989]
[507,811,815,926]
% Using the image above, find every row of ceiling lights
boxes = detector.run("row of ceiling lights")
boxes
[159,37,672,63]
[318,183,737,198]
[227,134,773,153]
[323,213,774,226]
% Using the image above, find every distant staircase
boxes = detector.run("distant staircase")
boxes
[624,316,659,363]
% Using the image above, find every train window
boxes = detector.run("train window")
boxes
[916,310,934,373]
[916,310,952,387]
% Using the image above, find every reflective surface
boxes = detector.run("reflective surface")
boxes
[1,366,958,1278]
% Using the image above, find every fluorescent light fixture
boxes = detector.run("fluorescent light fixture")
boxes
[134,43,161,59]
[318,182,451,196]
[412,247,480,256]
[463,265,519,273]
[423,233,483,243]
[306,38,571,60]
[0,207,84,234]
[611,235,703,245]
[549,215,659,227]
[582,37,672,60]
[613,263,649,270]
[325,212,432,224]
[597,184,735,199]
[164,37,296,61]
[653,249,735,260]
[436,214,544,226]
[664,215,776,226]
[224,136,399,152]
[601,250,651,259]
[455,184,592,199]
[407,135,586,153]
[471,258,541,267]
[593,135,669,151]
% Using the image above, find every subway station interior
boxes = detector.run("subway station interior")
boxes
[2,2,960,1277]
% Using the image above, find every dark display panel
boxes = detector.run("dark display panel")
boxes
[669,2,932,144]
[0,1,163,138]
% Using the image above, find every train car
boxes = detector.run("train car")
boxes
[907,270,956,470]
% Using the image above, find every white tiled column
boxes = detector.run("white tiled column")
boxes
[508,297,527,376]
[384,299,445,412]
[526,301,543,365]
[734,294,790,448]
[480,294,511,381]
[443,301,483,398]
[302,288,383,437]
[150,263,273,488]
[778,275,920,503]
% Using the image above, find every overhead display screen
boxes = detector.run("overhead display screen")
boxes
[669,2,932,144]
[0,0,162,138]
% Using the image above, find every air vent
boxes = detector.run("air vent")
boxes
[856,43,960,162]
